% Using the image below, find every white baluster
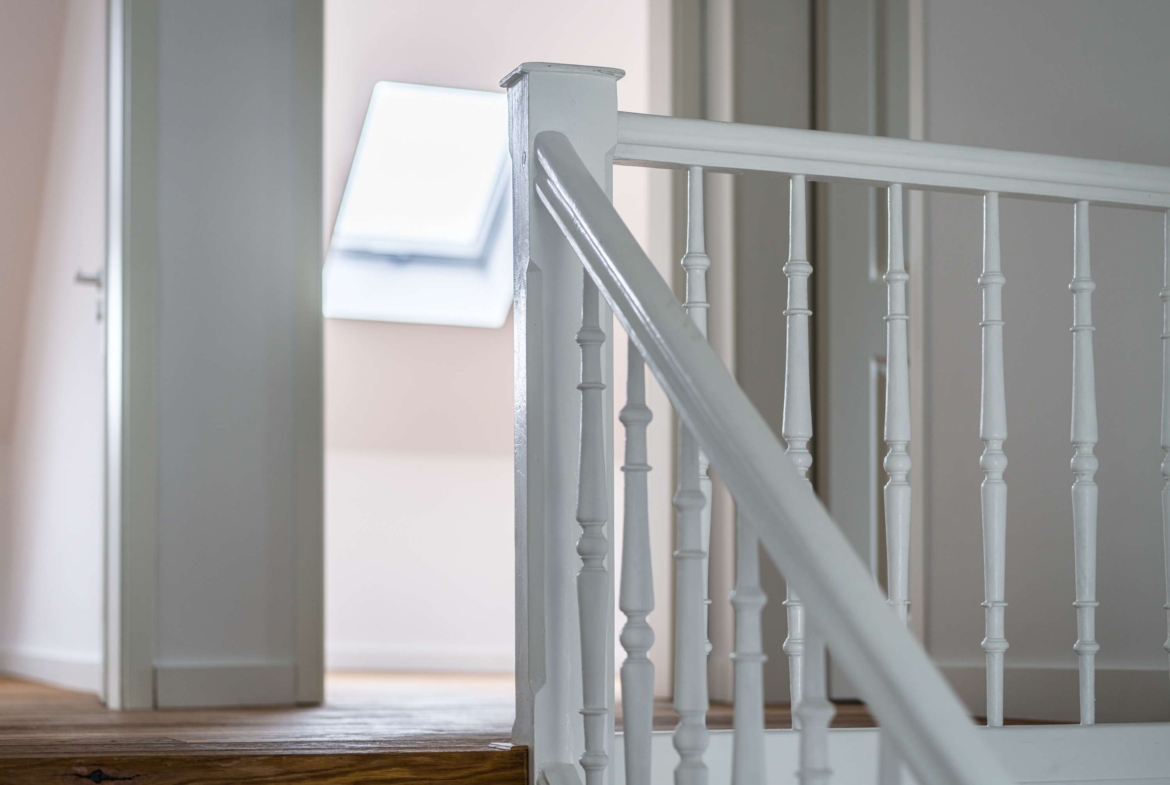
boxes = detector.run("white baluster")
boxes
[877,183,912,785]
[795,624,835,785]
[1070,199,1099,726]
[979,192,1009,727]
[1161,211,1170,702]
[883,183,912,627]
[577,276,610,785]
[730,518,766,785]
[620,344,655,785]
[674,424,709,785]
[681,166,715,656]
[673,166,710,785]
[782,174,813,720]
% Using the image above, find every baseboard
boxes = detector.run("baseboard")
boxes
[938,662,1170,723]
[623,725,1170,785]
[154,662,297,708]
[326,642,513,673]
[0,645,102,694]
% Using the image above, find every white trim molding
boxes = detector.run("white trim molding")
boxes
[106,0,160,711]
[939,663,1170,725]
[154,662,298,709]
[289,0,326,709]
[0,646,103,695]
[617,725,1170,785]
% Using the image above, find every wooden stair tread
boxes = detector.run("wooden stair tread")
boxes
[0,675,525,784]
[0,674,1048,783]
[0,749,528,784]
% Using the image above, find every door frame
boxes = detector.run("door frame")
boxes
[814,0,929,697]
[103,0,325,709]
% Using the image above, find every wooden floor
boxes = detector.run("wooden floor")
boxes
[0,673,879,783]
[0,674,522,784]
[637,697,875,731]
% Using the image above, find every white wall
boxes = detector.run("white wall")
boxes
[326,451,514,670]
[922,0,1170,722]
[323,0,673,683]
[0,0,106,694]
[324,311,516,671]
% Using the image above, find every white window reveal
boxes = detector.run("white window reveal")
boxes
[324,82,511,328]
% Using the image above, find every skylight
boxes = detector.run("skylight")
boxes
[324,82,512,328]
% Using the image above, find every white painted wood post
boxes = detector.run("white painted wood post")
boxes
[619,346,654,785]
[503,63,622,785]
[730,518,766,785]
[1070,199,1100,726]
[883,184,912,628]
[1162,210,1170,703]
[795,623,835,785]
[577,279,611,785]
[782,174,812,721]
[979,192,1009,727]
[674,165,711,785]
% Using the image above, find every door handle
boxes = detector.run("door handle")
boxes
[75,269,104,321]
[75,270,104,289]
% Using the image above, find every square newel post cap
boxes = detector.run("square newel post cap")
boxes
[500,62,625,89]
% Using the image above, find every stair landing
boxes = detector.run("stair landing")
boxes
[0,673,524,784]
[0,672,892,784]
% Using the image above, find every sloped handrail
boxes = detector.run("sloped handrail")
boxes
[532,129,1014,785]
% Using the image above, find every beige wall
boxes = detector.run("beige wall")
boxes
[0,0,106,693]
[323,0,672,676]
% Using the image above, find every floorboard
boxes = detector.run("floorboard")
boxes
[0,674,523,785]
[0,672,1034,783]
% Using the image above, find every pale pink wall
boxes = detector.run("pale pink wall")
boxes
[323,0,655,672]
[327,314,514,455]
[0,0,68,440]
[1,0,106,693]
[324,0,653,460]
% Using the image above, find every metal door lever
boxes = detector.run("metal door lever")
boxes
[75,269,105,321]
[75,270,104,289]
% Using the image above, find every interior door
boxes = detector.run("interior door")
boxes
[817,0,914,700]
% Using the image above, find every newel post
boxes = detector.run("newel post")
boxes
[504,63,622,785]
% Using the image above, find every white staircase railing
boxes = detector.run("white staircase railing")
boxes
[505,62,1170,785]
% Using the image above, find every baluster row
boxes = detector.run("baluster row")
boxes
[607,177,1170,785]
